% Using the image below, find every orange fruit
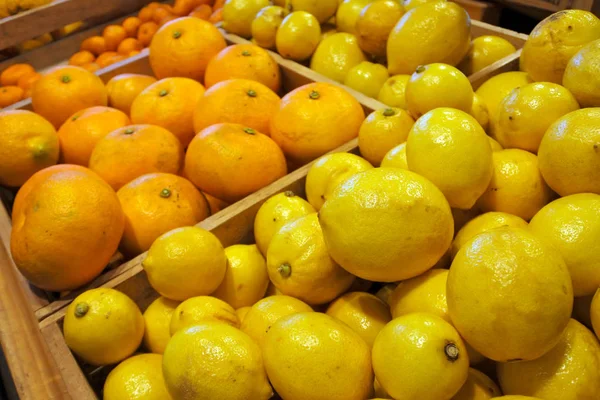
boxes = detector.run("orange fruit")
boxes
[80,36,107,56]
[81,63,101,73]
[10,168,124,291]
[152,7,174,25]
[117,172,211,256]
[17,72,41,97]
[209,8,223,23]
[58,106,131,166]
[103,25,128,52]
[122,16,142,38]
[106,73,157,115]
[0,86,24,107]
[129,50,142,57]
[100,54,127,68]
[270,82,365,163]
[214,0,226,9]
[117,38,143,55]
[147,1,166,10]
[193,78,280,137]
[137,21,159,47]
[69,50,95,66]
[139,6,154,22]
[0,64,35,86]
[205,44,281,92]
[0,110,59,187]
[184,122,287,202]
[131,77,205,147]
[172,0,200,16]
[158,14,178,27]
[204,192,229,215]
[32,66,108,128]
[149,17,226,81]
[95,52,118,67]
[89,124,184,190]
[190,4,213,20]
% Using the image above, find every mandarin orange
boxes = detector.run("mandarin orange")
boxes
[0,64,35,86]
[106,73,157,115]
[80,36,107,56]
[0,86,24,107]
[103,25,128,52]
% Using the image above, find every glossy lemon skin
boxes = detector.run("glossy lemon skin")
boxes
[286,0,338,23]
[389,269,450,321]
[223,0,272,38]
[142,296,180,354]
[337,0,376,35]
[310,32,367,83]
[356,0,405,58]
[252,6,288,49]
[276,11,321,61]
[358,107,414,166]
[471,93,490,131]
[344,61,390,99]
[169,296,239,335]
[104,354,172,400]
[380,142,407,169]
[377,74,410,108]
[458,35,517,75]
[452,368,501,400]
[563,39,600,107]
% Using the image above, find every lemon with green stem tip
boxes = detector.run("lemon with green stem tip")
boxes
[358,107,414,166]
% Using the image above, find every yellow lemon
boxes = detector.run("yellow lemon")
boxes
[254,190,315,255]
[406,63,473,118]
[286,0,338,23]
[458,35,517,75]
[142,226,227,301]
[344,61,390,98]
[402,0,446,10]
[236,306,251,323]
[310,32,367,83]
[529,193,600,296]
[223,0,272,38]
[498,319,600,399]
[305,152,373,210]
[104,354,171,400]
[448,227,573,362]
[252,6,288,49]
[63,288,144,366]
[373,313,469,400]
[496,397,542,400]
[241,294,312,347]
[267,213,355,304]
[163,322,273,400]
[387,1,470,75]
[337,0,376,35]
[389,269,449,321]
[488,136,503,151]
[377,74,410,108]
[321,23,338,40]
[326,291,392,347]
[451,211,528,257]
[263,312,373,400]
[452,368,501,400]
[496,82,579,152]
[143,296,180,354]
[169,296,239,335]
[319,168,454,281]
[477,149,553,220]
[356,0,404,58]
[538,108,600,196]
[592,289,600,339]
[375,283,397,305]
[563,38,600,107]
[380,142,407,169]
[276,11,321,61]
[471,93,489,131]
[521,10,600,83]
[358,107,414,165]
[212,244,269,308]
[406,108,493,209]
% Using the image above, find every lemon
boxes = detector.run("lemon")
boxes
[344,61,390,98]
[320,168,453,281]
[592,290,600,339]
[163,322,273,400]
[169,296,239,335]
[241,295,312,347]
[142,226,226,301]
[63,288,144,366]
[448,227,573,362]
[387,1,470,75]
[573,294,594,328]
[143,296,180,354]
[377,75,410,108]
[236,306,251,323]
[406,63,473,119]
[310,32,367,83]
[305,153,373,210]
[263,312,373,400]
[276,11,321,61]
[356,0,404,58]
[321,23,338,40]
[373,313,469,400]
[563,39,600,107]
[358,107,414,166]
[267,213,355,304]
[406,108,493,209]
[375,283,397,305]
[471,93,489,131]
[452,368,501,400]
[337,0,376,35]
[538,108,600,196]
[521,10,600,83]
[496,397,542,400]
[402,0,445,10]
[451,211,528,257]
[529,194,600,296]
[223,0,271,38]
[326,291,392,347]
[488,136,503,151]
[458,35,517,75]
[254,191,315,255]
[498,319,600,399]
[252,6,288,49]
[286,0,338,23]
[212,244,269,308]
[380,142,407,169]
[389,269,449,321]
[496,82,579,153]
[477,149,552,220]
[104,354,171,400]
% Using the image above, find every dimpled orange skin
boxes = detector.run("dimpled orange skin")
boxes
[184,123,287,203]
[89,125,183,191]
[10,169,124,291]
[117,173,210,257]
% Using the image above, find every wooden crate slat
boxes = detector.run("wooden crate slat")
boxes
[471,19,529,49]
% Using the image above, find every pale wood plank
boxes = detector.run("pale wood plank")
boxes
[469,49,521,90]
[471,20,529,49]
